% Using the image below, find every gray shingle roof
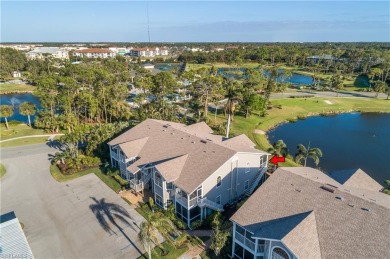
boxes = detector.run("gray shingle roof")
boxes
[0,212,34,259]
[327,168,384,192]
[231,167,390,259]
[108,119,267,193]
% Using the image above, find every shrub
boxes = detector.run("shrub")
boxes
[297,115,307,120]
[80,155,101,167]
[173,218,187,230]
[287,118,297,123]
[148,197,155,209]
[190,219,203,230]
[113,174,129,187]
[289,95,314,98]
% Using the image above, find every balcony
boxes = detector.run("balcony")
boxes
[111,152,119,160]
[175,192,188,206]
[130,179,144,193]
[235,232,255,251]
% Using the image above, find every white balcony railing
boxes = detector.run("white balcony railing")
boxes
[111,152,119,160]
[175,192,188,206]
[257,244,265,253]
[235,232,255,251]
[197,197,224,211]
[130,179,144,193]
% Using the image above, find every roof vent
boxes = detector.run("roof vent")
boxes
[200,139,207,144]
[191,141,195,144]
[369,198,377,202]
[163,129,166,132]
[320,185,335,193]
[171,132,174,135]
[335,196,344,201]
[348,203,354,207]
[163,124,170,128]
[326,184,339,189]
[295,189,302,192]
[361,208,371,212]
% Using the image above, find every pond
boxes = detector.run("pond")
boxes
[267,113,390,186]
[0,93,41,123]
[216,68,315,85]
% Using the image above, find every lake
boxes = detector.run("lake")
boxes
[217,68,315,85]
[0,93,41,123]
[267,113,390,186]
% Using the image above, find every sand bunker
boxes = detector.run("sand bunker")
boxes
[324,100,333,104]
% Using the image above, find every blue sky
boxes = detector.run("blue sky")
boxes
[1,1,389,42]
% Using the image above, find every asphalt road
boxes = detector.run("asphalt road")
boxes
[0,144,146,259]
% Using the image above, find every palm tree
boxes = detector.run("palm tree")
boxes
[139,212,175,259]
[295,143,323,167]
[269,139,288,157]
[224,79,242,138]
[19,102,36,127]
[0,105,14,129]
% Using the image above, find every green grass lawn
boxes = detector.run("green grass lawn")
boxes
[210,97,390,167]
[138,241,189,259]
[0,123,58,148]
[1,123,47,140]
[0,84,36,94]
[50,164,122,193]
[0,164,6,179]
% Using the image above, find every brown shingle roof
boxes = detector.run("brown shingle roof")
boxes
[231,167,390,259]
[118,137,149,159]
[109,119,267,193]
[155,154,188,183]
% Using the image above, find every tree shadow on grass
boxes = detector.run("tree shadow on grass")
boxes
[89,197,143,255]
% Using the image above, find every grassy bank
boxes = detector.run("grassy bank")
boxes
[0,84,35,94]
[50,164,122,193]
[0,123,50,148]
[211,97,390,166]
[1,123,46,140]
[0,164,6,179]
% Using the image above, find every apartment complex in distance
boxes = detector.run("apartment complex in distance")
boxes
[108,119,269,227]
[129,47,169,57]
[26,47,69,59]
[73,48,116,59]
[230,167,389,259]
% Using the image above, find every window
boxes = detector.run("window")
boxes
[216,195,221,204]
[217,176,222,188]
[272,247,290,259]
[155,194,163,208]
[155,173,163,187]
[245,162,250,173]
[166,182,174,190]
[244,180,249,190]
[166,199,173,206]
[260,155,267,167]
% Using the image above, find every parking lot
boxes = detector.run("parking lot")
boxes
[1,144,146,258]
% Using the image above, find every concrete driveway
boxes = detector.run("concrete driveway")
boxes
[1,144,146,259]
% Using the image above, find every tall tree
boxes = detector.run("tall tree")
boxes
[139,213,175,259]
[19,102,36,127]
[330,74,344,96]
[373,81,387,98]
[0,105,14,129]
[223,79,242,138]
[295,143,323,167]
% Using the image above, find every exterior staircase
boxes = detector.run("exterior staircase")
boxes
[197,197,224,212]
[245,167,267,196]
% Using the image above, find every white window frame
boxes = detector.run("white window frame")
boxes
[216,176,222,188]
[155,193,164,208]
[245,162,250,173]
[166,182,174,190]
